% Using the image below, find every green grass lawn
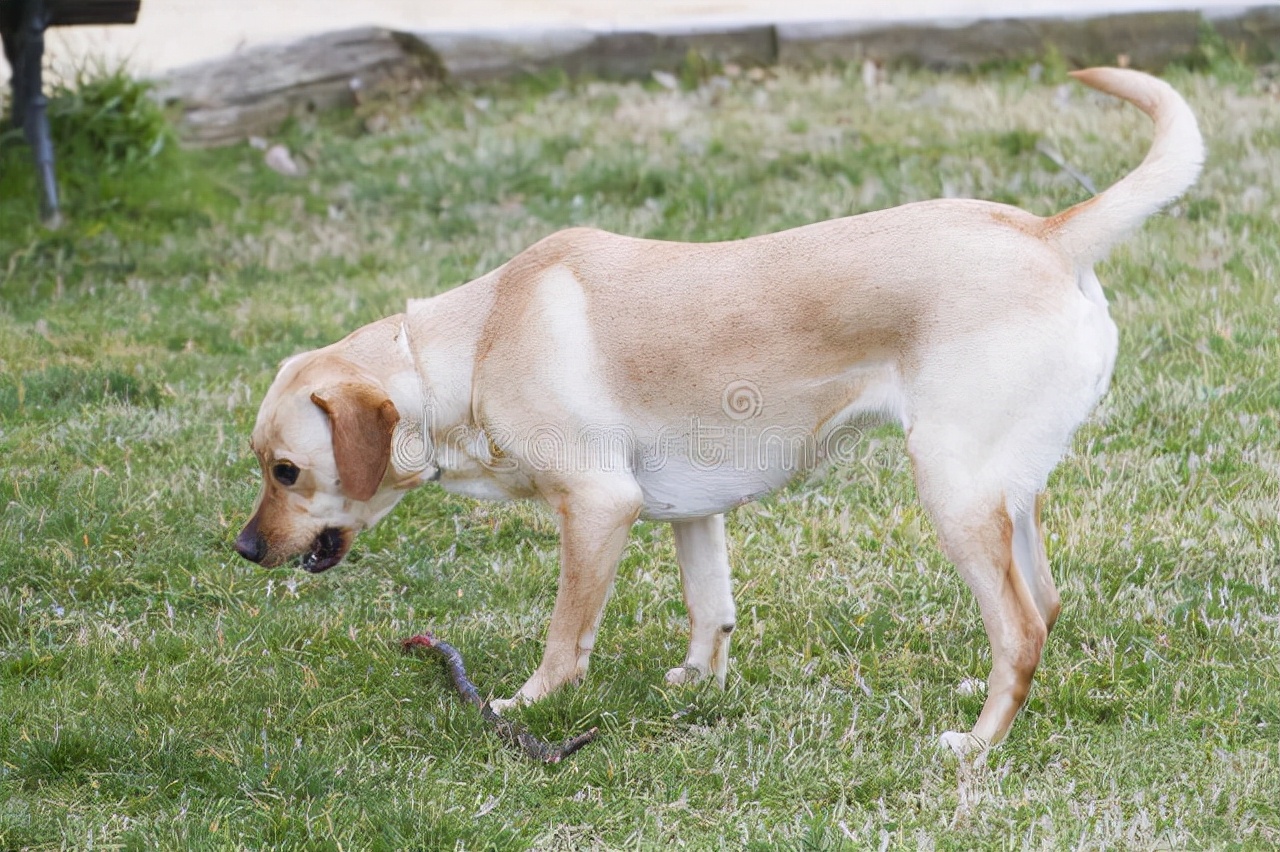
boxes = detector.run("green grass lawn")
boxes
[0,60,1277,849]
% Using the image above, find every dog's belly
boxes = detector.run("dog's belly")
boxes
[631,370,904,520]
[632,417,848,519]
[634,454,794,520]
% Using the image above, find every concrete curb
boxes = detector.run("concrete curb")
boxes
[156,6,1279,146]
[776,11,1206,70]
[415,25,777,82]
[413,6,1277,82]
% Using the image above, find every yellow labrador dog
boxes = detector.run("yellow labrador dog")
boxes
[236,69,1201,756]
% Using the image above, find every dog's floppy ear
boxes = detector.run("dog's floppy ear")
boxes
[310,384,400,501]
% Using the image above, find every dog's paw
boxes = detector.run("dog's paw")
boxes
[938,730,987,759]
[664,664,707,686]
[488,695,526,716]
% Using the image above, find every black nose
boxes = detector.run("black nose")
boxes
[234,527,266,563]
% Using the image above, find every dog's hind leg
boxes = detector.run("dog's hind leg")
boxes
[1012,493,1060,632]
[910,444,1053,758]
[666,513,736,687]
[491,475,642,714]
[936,499,1048,758]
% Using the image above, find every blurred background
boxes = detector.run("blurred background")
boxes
[25,0,1253,81]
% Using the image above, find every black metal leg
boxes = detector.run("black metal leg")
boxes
[7,0,61,226]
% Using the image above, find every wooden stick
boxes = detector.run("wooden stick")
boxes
[401,633,599,763]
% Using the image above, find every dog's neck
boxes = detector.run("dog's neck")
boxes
[393,273,501,485]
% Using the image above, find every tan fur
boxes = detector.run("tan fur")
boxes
[236,69,1202,758]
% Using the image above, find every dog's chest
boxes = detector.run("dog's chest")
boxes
[434,430,539,502]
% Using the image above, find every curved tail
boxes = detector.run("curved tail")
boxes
[1047,68,1204,265]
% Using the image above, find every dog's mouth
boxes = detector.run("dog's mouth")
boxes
[301,527,348,573]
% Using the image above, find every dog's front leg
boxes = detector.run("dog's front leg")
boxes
[490,476,642,714]
[666,513,736,687]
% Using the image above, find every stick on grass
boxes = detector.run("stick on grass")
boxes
[401,633,599,764]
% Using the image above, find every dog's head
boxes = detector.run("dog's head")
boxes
[235,350,406,573]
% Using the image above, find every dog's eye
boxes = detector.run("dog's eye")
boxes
[272,461,300,486]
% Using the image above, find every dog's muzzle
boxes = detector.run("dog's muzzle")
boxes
[301,527,348,574]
